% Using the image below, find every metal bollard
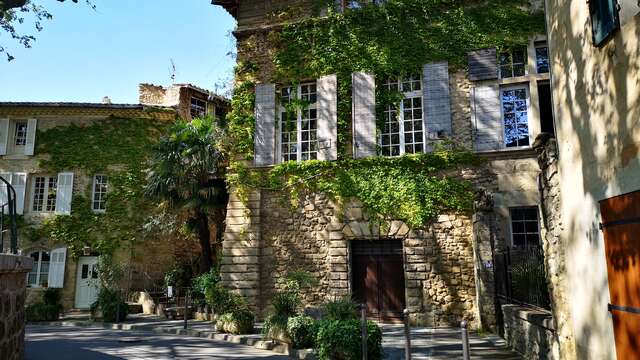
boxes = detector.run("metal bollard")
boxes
[403,309,411,360]
[361,304,368,360]
[184,289,189,330]
[461,320,470,360]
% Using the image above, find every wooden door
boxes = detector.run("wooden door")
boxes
[352,240,406,321]
[600,191,640,359]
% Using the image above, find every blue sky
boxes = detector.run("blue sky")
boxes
[0,0,237,103]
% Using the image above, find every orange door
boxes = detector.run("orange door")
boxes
[600,191,640,359]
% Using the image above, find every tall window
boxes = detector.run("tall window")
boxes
[589,0,619,46]
[190,97,207,119]
[501,86,530,148]
[381,75,424,156]
[279,82,318,162]
[14,121,28,146]
[32,176,57,212]
[27,250,50,287]
[510,207,541,248]
[499,48,527,78]
[534,41,549,74]
[92,175,108,212]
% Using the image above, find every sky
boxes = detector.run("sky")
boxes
[0,0,237,103]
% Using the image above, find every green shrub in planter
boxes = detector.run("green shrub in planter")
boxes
[263,313,290,341]
[315,319,382,360]
[324,297,359,321]
[26,303,61,322]
[216,309,254,334]
[42,288,62,307]
[287,315,316,349]
[90,288,128,323]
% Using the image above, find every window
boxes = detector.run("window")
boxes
[92,175,108,212]
[499,48,527,78]
[14,121,28,146]
[336,0,384,11]
[279,82,318,162]
[190,97,207,119]
[537,81,555,136]
[27,250,50,287]
[381,75,424,156]
[510,207,541,248]
[501,86,530,148]
[589,0,620,46]
[32,176,57,212]
[534,41,549,74]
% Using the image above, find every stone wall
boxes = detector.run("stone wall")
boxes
[534,135,576,359]
[502,304,556,359]
[0,254,33,360]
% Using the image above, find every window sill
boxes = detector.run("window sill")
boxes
[498,73,549,86]
[476,147,537,160]
[2,154,30,160]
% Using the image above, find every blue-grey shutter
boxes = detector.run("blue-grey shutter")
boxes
[467,48,498,81]
[25,118,37,155]
[590,0,620,46]
[471,84,503,152]
[352,72,376,158]
[317,74,338,161]
[254,84,276,166]
[423,61,452,139]
[0,119,8,155]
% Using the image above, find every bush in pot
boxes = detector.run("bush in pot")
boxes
[315,319,382,360]
[26,288,63,322]
[287,315,317,349]
[90,288,128,323]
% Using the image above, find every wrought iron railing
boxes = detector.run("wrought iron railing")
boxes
[495,246,551,309]
[0,175,18,254]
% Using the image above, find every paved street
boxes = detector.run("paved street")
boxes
[25,325,289,360]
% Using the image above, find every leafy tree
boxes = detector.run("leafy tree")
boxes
[1,0,93,61]
[145,117,228,273]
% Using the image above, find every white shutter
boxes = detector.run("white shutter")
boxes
[471,84,503,152]
[47,247,67,288]
[423,61,452,139]
[317,74,338,161]
[0,173,10,207]
[11,173,26,215]
[0,119,9,155]
[254,84,277,166]
[352,72,377,158]
[55,172,74,215]
[25,118,37,155]
[620,0,640,26]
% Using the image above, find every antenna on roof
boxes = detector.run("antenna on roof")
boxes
[169,59,177,84]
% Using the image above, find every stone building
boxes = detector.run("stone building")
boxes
[213,0,556,336]
[0,84,229,310]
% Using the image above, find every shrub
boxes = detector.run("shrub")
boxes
[26,303,61,322]
[315,319,382,360]
[192,269,220,306]
[287,315,316,349]
[42,288,62,306]
[205,284,247,315]
[324,297,359,321]
[262,313,289,341]
[90,288,128,323]
[272,291,299,317]
[216,309,254,334]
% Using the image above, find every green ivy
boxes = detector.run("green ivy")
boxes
[226,0,544,226]
[27,117,169,258]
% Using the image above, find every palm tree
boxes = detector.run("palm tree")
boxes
[145,117,228,273]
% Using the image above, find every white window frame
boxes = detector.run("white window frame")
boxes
[277,82,319,163]
[498,47,528,79]
[13,120,28,147]
[190,97,207,119]
[31,175,57,213]
[508,206,542,248]
[500,84,532,149]
[380,75,426,157]
[91,174,108,213]
[27,250,50,288]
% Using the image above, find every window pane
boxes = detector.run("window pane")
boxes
[14,121,28,146]
[535,46,549,73]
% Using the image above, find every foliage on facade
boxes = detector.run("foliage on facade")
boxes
[225,0,545,226]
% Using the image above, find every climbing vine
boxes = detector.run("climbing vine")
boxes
[225,0,545,226]
[26,117,168,258]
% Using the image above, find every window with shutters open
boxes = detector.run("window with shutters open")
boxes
[501,85,531,148]
[32,175,58,213]
[380,75,425,156]
[27,250,50,287]
[589,0,620,47]
[499,48,527,79]
[278,82,319,162]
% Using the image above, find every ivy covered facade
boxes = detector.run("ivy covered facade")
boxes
[214,0,554,332]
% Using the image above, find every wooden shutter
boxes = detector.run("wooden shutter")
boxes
[317,74,338,161]
[55,172,74,215]
[423,61,452,139]
[47,247,67,288]
[352,72,376,158]
[25,118,37,156]
[0,119,9,155]
[471,84,503,151]
[0,173,10,207]
[12,173,26,215]
[468,48,498,81]
[254,84,276,166]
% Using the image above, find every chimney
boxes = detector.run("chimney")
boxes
[102,96,112,105]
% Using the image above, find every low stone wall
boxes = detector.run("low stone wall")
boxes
[0,254,33,360]
[502,304,559,359]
